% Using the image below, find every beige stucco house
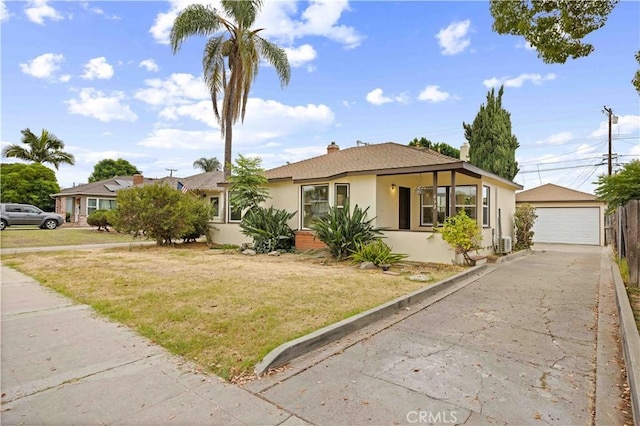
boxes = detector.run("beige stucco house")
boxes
[212,142,523,264]
[516,183,605,246]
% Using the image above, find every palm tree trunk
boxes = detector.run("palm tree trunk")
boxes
[224,120,232,179]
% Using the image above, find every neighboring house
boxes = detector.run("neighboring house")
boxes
[52,174,156,226]
[516,183,605,246]
[213,142,523,264]
[51,171,226,226]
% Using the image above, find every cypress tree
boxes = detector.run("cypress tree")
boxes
[462,85,520,181]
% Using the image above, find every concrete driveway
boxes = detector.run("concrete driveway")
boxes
[248,245,628,425]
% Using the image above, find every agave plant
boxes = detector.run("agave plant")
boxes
[239,206,296,253]
[310,202,383,259]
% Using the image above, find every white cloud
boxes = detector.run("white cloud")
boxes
[19,53,64,79]
[81,57,114,80]
[436,20,471,55]
[80,1,120,20]
[1,1,12,21]
[534,131,573,145]
[483,73,556,88]
[135,73,210,106]
[366,88,392,106]
[74,149,151,164]
[417,85,451,103]
[590,114,640,138]
[59,74,71,82]
[149,0,363,49]
[283,44,317,68]
[365,88,407,106]
[139,128,220,150]
[139,59,159,72]
[24,0,64,25]
[66,88,138,122]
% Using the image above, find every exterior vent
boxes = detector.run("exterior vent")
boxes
[499,237,512,254]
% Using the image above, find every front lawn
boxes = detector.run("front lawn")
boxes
[0,227,139,248]
[1,243,463,380]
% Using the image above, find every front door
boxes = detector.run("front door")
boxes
[399,187,411,230]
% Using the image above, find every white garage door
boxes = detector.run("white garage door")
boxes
[533,207,600,245]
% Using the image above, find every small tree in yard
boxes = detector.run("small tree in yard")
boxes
[310,202,383,260]
[228,155,269,213]
[439,210,482,266]
[594,160,640,212]
[514,204,537,251]
[87,209,112,232]
[110,183,211,245]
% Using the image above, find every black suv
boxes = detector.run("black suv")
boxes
[0,203,64,230]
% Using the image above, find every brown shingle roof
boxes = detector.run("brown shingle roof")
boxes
[52,176,158,197]
[182,171,225,190]
[265,142,461,181]
[516,183,598,202]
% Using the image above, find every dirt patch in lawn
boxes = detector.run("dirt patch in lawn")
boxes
[2,243,464,381]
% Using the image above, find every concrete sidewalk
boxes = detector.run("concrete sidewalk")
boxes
[0,266,299,425]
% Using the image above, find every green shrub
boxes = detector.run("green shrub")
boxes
[514,204,537,251]
[439,210,482,266]
[182,197,213,243]
[240,206,296,253]
[87,209,112,231]
[110,183,211,245]
[310,202,383,259]
[351,240,408,266]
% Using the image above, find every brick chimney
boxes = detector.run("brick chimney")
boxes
[327,141,340,154]
[133,174,144,185]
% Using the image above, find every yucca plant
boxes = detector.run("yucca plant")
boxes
[239,206,296,253]
[351,240,408,267]
[310,202,383,259]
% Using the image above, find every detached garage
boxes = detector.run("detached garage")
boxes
[516,183,606,246]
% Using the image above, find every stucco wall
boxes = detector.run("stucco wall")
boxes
[209,223,251,246]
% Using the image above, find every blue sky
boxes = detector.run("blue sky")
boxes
[1,0,639,194]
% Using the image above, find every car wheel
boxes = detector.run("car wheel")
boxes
[0,220,6,231]
[43,219,58,230]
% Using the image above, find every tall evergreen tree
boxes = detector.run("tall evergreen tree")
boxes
[463,86,520,181]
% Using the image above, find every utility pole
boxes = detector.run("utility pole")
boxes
[603,106,615,176]
[165,168,177,177]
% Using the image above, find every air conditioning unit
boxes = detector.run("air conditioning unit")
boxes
[499,237,512,254]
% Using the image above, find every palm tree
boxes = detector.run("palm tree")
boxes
[2,128,75,170]
[193,156,221,172]
[170,1,290,178]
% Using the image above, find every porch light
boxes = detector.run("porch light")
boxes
[391,183,396,190]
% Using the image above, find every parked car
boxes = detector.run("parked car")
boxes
[0,203,64,230]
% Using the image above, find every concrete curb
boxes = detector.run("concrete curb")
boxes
[610,251,640,426]
[255,263,491,376]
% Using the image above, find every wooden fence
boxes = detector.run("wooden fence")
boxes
[608,199,640,287]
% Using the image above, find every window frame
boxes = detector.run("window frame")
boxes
[301,184,330,229]
[87,197,117,215]
[210,196,220,220]
[420,185,478,226]
[335,183,350,210]
[482,185,490,227]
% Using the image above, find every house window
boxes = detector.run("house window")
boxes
[482,186,490,227]
[227,191,244,222]
[302,184,329,229]
[335,184,349,209]
[420,185,477,226]
[210,196,220,218]
[87,198,117,215]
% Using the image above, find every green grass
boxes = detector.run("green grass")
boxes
[1,244,463,381]
[0,227,140,248]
